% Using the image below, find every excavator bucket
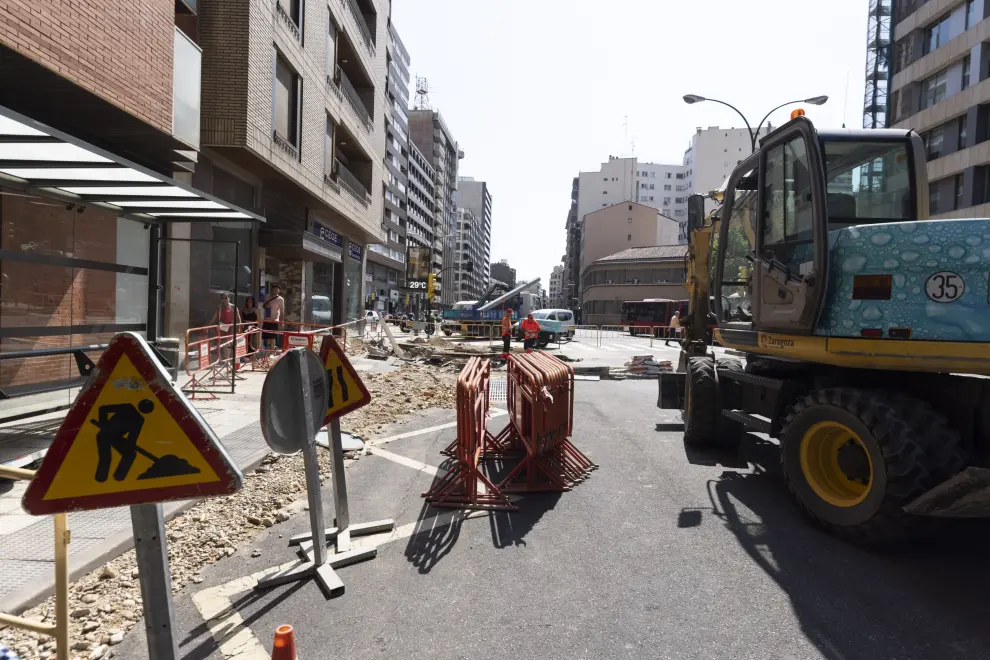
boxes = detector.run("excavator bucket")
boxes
[904,467,990,518]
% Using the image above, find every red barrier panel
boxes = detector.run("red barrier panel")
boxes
[493,351,596,493]
[423,357,516,510]
[281,332,315,350]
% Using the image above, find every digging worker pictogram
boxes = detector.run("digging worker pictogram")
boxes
[90,399,200,482]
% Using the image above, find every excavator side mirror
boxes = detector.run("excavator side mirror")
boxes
[687,194,706,232]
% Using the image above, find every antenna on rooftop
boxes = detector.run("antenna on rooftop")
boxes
[414,76,431,110]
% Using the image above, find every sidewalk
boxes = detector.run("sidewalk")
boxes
[0,370,272,613]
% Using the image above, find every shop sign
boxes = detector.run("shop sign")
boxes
[348,243,363,261]
[311,221,343,248]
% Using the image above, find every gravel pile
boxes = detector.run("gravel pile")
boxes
[0,362,458,659]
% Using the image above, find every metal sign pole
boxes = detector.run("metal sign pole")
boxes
[131,503,179,660]
[297,354,327,568]
[328,417,351,552]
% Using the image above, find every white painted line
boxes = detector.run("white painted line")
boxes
[370,408,506,447]
[368,447,440,476]
[193,508,489,659]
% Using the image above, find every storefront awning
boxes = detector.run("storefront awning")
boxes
[0,105,263,224]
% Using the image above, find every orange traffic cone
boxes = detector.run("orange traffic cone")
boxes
[271,624,297,660]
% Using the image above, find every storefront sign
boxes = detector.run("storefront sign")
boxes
[311,221,343,248]
[348,243,363,261]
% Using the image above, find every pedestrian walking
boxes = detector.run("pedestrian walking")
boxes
[500,308,513,359]
[521,312,541,353]
[242,296,259,357]
[263,284,285,350]
[666,309,681,346]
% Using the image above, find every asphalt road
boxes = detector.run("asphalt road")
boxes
[117,380,990,660]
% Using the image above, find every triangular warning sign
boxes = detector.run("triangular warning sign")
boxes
[319,334,371,423]
[22,333,243,515]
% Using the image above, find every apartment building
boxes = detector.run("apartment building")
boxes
[409,110,462,306]
[576,157,687,236]
[453,208,484,299]
[0,0,262,413]
[549,264,564,308]
[581,246,689,326]
[681,125,772,241]
[456,177,493,295]
[580,202,679,274]
[889,0,990,218]
[491,259,517,287]
[196,0,389,328]
[561,177,581,312]
[367,21,412,313]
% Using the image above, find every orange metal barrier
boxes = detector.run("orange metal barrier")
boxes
[494,351,595,492]
[422,357,516,510]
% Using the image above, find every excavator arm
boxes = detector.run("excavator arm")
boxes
[680,194,719,359]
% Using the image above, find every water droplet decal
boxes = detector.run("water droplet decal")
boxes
[965,254,980,264]
[893,274,906,287]
[948,246,966,259]
[912,234,931,245]
[901,251,920,263]
[967,236,982,247]
[929,245,942,253]
[883,258,899,268]
[849,300,863,311]
[896,293,907,301]
[862,305,883,321]
[871,232,893,246]
[900,222,917,233]
[842,254,868,273]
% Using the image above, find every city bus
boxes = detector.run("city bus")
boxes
[620,299,687,337]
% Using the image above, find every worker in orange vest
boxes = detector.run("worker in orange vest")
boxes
[500,308,513,359]
[520,312,542,353]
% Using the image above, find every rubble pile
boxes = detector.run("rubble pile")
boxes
[0,361,458,659]
[619,355,672,377]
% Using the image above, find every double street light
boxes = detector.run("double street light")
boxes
[682,94,829,153]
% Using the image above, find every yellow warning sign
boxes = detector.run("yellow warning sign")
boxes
[319,334,371,422]
[22,333,243,515]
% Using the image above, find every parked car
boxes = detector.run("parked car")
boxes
[311,295,332,325]
[513,309,576,345]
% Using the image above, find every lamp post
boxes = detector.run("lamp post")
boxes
[682,94,828,153]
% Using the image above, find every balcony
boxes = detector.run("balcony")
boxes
[345,0,377,58]
[335,158,370,205]
[338,67,373,131]
[172,27,201,149]
[274,0,302,42]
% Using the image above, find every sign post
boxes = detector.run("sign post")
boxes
[22,332,243,660]
[257,345,392,598]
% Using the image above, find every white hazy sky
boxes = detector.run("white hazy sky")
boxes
[391,0,870,285]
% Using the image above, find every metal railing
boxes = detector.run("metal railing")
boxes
[344,0,376,57]
[337,67,373,131]
[334,158,371,205]
[274,0,302,41]
[0,465,69,660]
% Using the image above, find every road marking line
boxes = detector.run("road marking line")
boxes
[192,507,488,658]
[368,447,440,476]
[370,408,506,447]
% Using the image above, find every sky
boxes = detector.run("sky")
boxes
[391,0,871,285]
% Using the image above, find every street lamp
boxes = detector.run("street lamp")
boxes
[682,94,828,152]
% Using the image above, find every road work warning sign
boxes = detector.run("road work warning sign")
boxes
[318,334,371,422]
[22,332,243,515]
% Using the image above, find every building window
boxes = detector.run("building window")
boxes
[327,14,338,78]
[959,114,969,148]
[628,218,633,223]
[603,177,608,181]
[628,204,632,210]
[627,234,632,241]
[925,15,951,55]
[955,173,965,210]
[967,0,979,29]
[926,125,944,160]
[274,53,300,149]
[921,69,948,110]
[930,182,940,215]
[666,173,671,179]
[640,183,647,189]
[602,190,608,194]
[963,55,972,90]
[324,116,335,177]
[664,184,671,191]
[649,183,655,189]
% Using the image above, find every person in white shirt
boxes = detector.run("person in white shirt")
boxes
[666,310,681,346]
[262,284,285,349]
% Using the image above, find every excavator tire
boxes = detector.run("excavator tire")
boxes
[683,356,719,448]
[780,388,962,546]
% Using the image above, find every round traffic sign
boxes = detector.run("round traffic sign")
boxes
[260,348,328,455]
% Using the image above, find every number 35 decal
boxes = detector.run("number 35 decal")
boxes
[925,272,965,303]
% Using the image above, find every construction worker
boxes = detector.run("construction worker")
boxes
[500,308,513,359]
[521,312,541,353]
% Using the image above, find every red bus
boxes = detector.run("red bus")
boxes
[620,299,688,337]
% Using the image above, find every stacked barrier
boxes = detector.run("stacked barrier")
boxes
[423,357,517,510]
[494,351,596,493]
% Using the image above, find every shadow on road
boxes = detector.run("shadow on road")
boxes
[680,433,990,660]
[403,456,563,572]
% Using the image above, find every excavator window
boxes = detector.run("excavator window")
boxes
[762,136,815,273]
[820,139,914,225]
[719,170,758,324]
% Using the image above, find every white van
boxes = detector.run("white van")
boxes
[514,309,576,345]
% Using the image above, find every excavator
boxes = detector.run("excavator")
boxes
[659,114,990,546]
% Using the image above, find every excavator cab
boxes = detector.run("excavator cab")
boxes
[711,116,927,342]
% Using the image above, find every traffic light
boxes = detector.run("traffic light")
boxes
[427,273,435,299]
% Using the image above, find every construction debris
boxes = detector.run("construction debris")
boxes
[618,355,672,377]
